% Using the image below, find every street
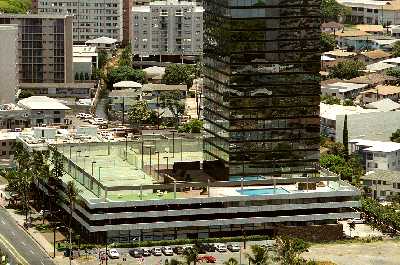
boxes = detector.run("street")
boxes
[0,208,55,265]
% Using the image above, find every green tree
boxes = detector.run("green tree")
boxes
[182,247,198,265]
[65,181,80,264]
[79,72,84,81]
[91,67,101,80]
[118,45,132,67]
[98,50,108,69]
[18,89,34,99]
[329,60,366,80]
[321,0,350,22]
[392,41,400,57]
[245,245,272,265]
[321,32,336,52]
[343,115,349,158]
[391,129,400,142]
[74,72,79,80]
[275,237,311,265]
[162,64,199,89]
[160,91,186,127]
[342,99,354,106]
[84,72,89,80]
[321,95,341,105]
[223,258,239,265]
[105,66,145,89]
[178,119,203,133]
[386,67,400,78]
[128,101,151,128]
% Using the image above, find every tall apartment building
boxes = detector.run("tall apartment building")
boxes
[0,15,73,84]
[132,0,203,58]
[203,0,321,178]
[35,0,123,43]
[0,25,18,104]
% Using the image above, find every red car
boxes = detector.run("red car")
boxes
[197,255,216,263]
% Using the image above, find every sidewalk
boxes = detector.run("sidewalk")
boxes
[0,186,78,265]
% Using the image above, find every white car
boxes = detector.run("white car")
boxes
[227,243,240,252]
[76,113,86,118]
[108,248,120,259]
[152,247,162,256]
[162,246,174,256]
[214,243,227,252]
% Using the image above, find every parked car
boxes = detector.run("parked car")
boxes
[129,249,143,258]
[198,255,217,263]
[152,247,162,256]
[214,243,227,252]
[348,218,364,224]
[173,246,184,255]
[162,246,174,256]
[227,243,240,252]
[108,248,120,259]
[142,248,151,256]
[76,113,85,118]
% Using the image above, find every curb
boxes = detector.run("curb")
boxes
[16,221,53,257]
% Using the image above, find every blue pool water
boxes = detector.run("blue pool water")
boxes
[229,176,265,182]
[237,188,289,196]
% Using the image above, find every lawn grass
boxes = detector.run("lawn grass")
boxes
[0,0,31,13]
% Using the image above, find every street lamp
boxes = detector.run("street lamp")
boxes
[91,161,97,176]
[145,146,152,176]
[164,156,169,172]
[155,151,160,180]
[98,166,104,182]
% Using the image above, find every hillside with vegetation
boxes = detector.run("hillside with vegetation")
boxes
[0,0,31,13]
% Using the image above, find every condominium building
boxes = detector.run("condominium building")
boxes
[35,0,124,43]
[0,25,18,104]
[203,0,321,178]
[0,14,73,84]
[132,0,203,58]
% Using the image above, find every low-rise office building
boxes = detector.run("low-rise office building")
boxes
[17,96,70,126]
[19,83,94,99]
[0,104,30,130]
[73,45,98,78]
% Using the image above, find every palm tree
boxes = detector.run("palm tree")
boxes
[182,247,198,265]
[168,259,182,265]
[224,258,239,265]
[245,245,272,265]
[65,180,80,265]
[275,237,310,265]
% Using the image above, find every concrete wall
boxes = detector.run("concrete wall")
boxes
[0,25,18,104]
[336,111,400,143]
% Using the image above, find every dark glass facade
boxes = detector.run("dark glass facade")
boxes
[203,0,321,178]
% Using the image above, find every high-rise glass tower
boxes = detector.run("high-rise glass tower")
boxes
[203,0,321,179]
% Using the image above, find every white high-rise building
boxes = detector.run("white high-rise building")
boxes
[132,0,203,58]
[0,25,18,104]
[36,0,124,43]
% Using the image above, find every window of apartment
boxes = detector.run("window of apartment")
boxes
[1,151,6,156]
[380,191,386,196]
[394,183,397,189]
[1,142,5,146]
[374,9,378,14]
[378,180,382,185]
[367,153,373,160]
[397,183,400,189]
[383,181,387,185]
[367,9,372,13]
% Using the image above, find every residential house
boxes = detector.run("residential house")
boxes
[19,83,94,99]
[321,82,368,100]
[321,21,344,33]
[361,85,400,104]
[85,37,117,52]
[347,73,397,87]
[109,89,141,112]
[355,24,384,35]
[0,104,30,129]
[323,50,357,63]
[370,38,399,51]
[335,30,371,51]
[365,98,400,111]
[73,45,98,78]
[361,170,400,199]
[358,50,391,64]
[389,25,400,38]
[350,139,400,171]
[0,131,17,160]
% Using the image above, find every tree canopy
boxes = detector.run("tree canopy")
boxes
[392,41,400,58]
[128,101,151,128]
[321,95,341,105]
[321,32,336,52]
[321,0,350,22]
[118,45,132,67]
[162,64,201,89]
[105,66,145,89]
[178,119,203,133]
[390,129,400,143]
[160,90,186,127]
[0,0,31,13]
[329,60,366,80]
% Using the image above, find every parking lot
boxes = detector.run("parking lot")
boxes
[64,242,263,265]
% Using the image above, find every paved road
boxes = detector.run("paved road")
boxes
[0,208,55,265]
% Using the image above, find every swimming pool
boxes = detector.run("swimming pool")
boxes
[229,176,265,182]
[237,188,289,196]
